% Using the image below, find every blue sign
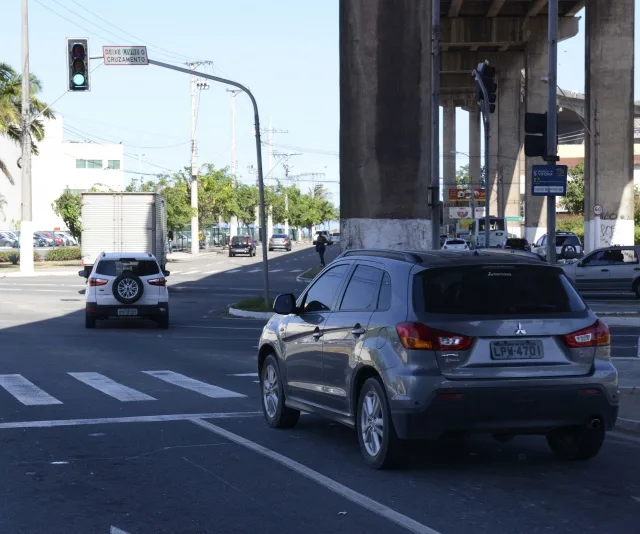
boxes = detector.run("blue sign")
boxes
[531,165,568,197]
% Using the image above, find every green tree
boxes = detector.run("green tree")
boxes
[235,183,259,228]
[196,165,237,226]
[0,63,55,185]
[563,162,585,215]
[455,163,486,188]
[52,188,82,241]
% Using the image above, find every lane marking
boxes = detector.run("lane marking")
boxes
[637,335,640,359]
[203,270,219,275]
[0,411,261,430]
[229,373,259,377]
[226,269,241,274]
[68,372,156,402]
[0,375,63,406]
[269,269,283,273]
[191,419,440,534]
[111,527,131,534]
[181,270,200,275]
[143,371,246,399]
[290,269,303,273]
[247,269,261,273]
[173,325,264,330]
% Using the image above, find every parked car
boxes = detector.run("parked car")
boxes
[533,232,582,260]
[313,230,333,246]
[257,249,618,469]
[55,231,77,246]
[34,232,54,247]
[229,235,256,257]
[81,252,170,329]
[441,238,469,251]
[268,234,292,252]
[0,232,18,248]
[39,231,64,246]
[505,237,531,252]
[332,232,341,244]
[562,245,640,296]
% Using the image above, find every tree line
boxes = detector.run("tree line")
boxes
[53,165,339,240]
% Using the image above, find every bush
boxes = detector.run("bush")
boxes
[0,251,41,264]
[44,247,81,261]
[635,226,640,245]
[557,216,584,244]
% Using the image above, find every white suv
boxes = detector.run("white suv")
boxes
[81,252,170,329]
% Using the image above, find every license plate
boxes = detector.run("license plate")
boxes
[117,308,138,316]
[490,340,543,360]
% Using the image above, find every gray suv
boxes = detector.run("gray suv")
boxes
[257,249,619,469]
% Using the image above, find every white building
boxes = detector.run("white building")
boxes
[0,116,124,231]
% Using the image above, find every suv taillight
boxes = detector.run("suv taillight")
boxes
[562,320,610,348]
[148,278,166,287]
[396,322,473,351]
[89,278,108,287]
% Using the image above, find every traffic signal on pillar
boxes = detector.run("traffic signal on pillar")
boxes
[524,112,548,158]
[67,39,89,91]
[475,61,497,114]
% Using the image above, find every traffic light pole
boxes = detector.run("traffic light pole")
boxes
[145,59,271,309]
[546,0,558,264]
[473,73,492,249]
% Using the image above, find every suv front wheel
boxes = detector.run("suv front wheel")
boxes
[356,377,402,469]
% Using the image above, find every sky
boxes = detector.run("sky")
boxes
[1,1,639,209]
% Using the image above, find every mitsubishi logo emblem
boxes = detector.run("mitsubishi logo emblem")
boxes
[515,322,526,335]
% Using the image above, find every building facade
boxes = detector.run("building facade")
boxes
[0,117,124,232]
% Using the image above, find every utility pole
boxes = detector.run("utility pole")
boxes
[546,0,558,264]
[430,0,441,250]
[265,119,287,239]
[227,88,241,238]
[20,0,34,274]
[186,60,212,255]
[272,151,300,237]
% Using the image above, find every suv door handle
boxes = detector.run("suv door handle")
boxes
[312,329,323,339]
[352,325,366,336]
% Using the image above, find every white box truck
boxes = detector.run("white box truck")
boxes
[80,192,168,274]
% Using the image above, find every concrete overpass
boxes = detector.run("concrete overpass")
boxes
[340,0,634,251]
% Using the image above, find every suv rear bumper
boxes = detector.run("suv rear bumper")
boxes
[86,303,168,319]
[391,384,619,440]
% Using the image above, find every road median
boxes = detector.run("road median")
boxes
[228,296,275,320]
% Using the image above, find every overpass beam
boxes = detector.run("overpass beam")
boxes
[339,0,433,250]
[584,0,635,249]
[443,106,457,235]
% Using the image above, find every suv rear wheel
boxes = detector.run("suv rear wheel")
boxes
[85,312,96,329]
[356,377,402,469]
[546,425,605,461]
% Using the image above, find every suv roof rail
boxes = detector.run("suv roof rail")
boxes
[340,249,423,264]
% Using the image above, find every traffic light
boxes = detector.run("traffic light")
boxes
[475,61,497,114]
[525,112,548,158]
[67,38,89,91]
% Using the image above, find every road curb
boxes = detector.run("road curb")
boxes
[615,417,640,434]
[0,270,79,278]
[228,307,274,320]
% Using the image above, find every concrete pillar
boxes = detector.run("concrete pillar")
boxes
[523,32,548,244]
[585,0,635,248]
[443,106,456,236]
[469,109,482,188]
[497,56,524,237]
[339,0,432,250]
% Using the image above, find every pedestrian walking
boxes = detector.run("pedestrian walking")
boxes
[315,233,328,266]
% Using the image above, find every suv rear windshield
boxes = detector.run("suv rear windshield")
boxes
[414,265,585,315]
[446,239,466,245]
[96,259,160,277]
[556,234,581,246]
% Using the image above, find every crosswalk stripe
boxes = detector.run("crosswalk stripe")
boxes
[182,270,200,275]
[290,269,303,273]
[68,372,156,402]
[142,371,246,399]
[0,375,63,406]
[247,269,261,273]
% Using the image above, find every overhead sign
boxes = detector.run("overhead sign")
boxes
[532,165,568,197]
[448,188,486,202]
[593,204,603,216]
[102,46,149,65]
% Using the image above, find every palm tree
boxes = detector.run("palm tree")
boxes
[0,62,55,185]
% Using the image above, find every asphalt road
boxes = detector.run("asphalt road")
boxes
[2,244,640,533]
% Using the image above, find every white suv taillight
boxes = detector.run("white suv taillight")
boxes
[148,278,166,287]
[89,278,108,287]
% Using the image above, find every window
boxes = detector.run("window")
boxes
[76,159,86,168]
[108,160,121,170]
[582,251,610,266]
[302,264,349,313]
[377,272,392,311]
[87,160,103,169]
[340,265,384,311]
[414,266,585,316]
[603,248,638,265]
[556,234,581,247]
[96,259,160,277]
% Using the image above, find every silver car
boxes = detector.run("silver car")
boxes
[257,249,619,469]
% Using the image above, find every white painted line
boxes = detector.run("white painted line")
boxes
[182,270,200,275]
[613,357,640,360]
[170,270,182,274]
[637,336,640,358]
[191,419,440,534]
[143,371,246,399]
[229,373,258,377]
[111,527,130,534]
[0,288,21,291]
[247,269,261,273]
[68,372,156,402]
[226,269,241,274]
[173,325,264,330]
[269,269,283,273]
[290,269,303,273]
[204,270,219,275]
[0,375,63,406]
[0,411,261,430]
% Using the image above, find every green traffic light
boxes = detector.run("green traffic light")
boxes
[73,73,86,86]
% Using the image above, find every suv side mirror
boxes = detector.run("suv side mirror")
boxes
[78,269,88,278]
[163,270,170,277]
[274,293,297,315]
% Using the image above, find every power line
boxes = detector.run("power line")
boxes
[63,124,189,150]
[61,113,189,141]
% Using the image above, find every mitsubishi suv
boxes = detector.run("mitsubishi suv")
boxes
[257,249,619,469]
[81,252,170,329]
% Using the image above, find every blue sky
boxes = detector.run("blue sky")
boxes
[1,2,638,207]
